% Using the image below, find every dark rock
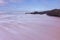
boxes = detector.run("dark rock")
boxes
[30,11,46,15]
[46,9,60,17]
[30,11,39,14]
[25,9,60,17]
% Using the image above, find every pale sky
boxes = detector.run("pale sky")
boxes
[0,0,60,12]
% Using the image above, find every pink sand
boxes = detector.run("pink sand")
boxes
[0,14,60,40]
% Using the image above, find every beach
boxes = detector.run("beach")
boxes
[0,14,60,40]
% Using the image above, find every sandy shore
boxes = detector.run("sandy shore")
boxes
[0,14,60,40]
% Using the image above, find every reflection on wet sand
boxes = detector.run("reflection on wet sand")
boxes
[0,14,60,40]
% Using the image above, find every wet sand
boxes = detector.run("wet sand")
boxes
[0,14,60,40]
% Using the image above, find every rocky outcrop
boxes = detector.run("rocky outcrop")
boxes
[30,11,46,15]
[46,9,60,17]
[26,9,60,17]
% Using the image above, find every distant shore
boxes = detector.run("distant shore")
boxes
[26,9,60,17]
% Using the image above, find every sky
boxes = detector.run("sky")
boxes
[0,0,60,13]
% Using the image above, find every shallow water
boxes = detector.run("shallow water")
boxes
[0,14,60,40]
